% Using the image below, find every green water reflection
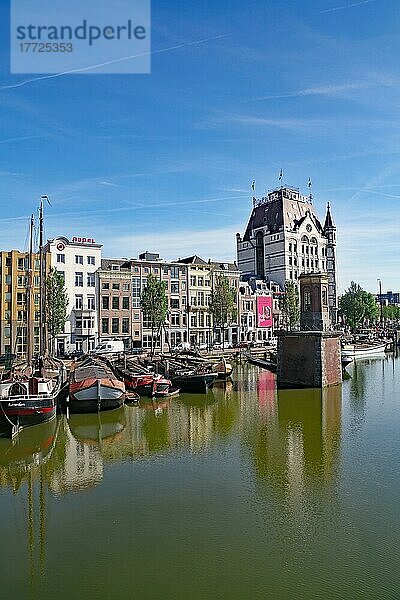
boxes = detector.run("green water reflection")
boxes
[0,357,399,600]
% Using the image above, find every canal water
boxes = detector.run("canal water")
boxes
[0,356,399,600]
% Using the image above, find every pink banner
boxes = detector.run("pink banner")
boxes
[257,296,273,328]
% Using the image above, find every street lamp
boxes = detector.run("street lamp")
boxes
[377,278,383,326]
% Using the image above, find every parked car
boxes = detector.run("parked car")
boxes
[65,349,84,360]
[172,342,191,353]
[93,340,125,355]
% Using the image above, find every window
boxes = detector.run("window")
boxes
[5,274,11,284]
[163,266,169,274]
[153,267,159,274]
[112,318,119,333]
[87,273,95,287]
[5,256,11,266]
[75,295,83,310]
[112,282,120,290]
[182,281,186,291]
[112,297,120,310]
[57,254,65,263]
[190,315,197,327]
[198,291,204,306]
[171,282,179,294]
[102,282,109,290]
[102,296,109,309]
[171,313,180,326]
[75,272,83,287]
[122,318,129,334]
[134,266,140,273]
[144,267,149,274]
[57,271,65,282]
[17,292,24,305]
[34,275,40,286]
[75,255,83,265]
[87,296,95,310]
[87,256,95,265]
[190,276,196,286]
[198,277,204,287]
[170,298,179,309]
[134,313,140,320]
[75,318,82,329]
[171,266,179,279]
[123,283,130,291]
[303,288,311,311]
[205,279,210,287]
[190,296,197,307]
[102,318,109,334]
[122,297,129,310]
[34,293,39,305]
[83,316,94,329]
[18,257,27,270]
[132,278,141,308]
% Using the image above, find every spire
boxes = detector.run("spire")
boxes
[323,201,335,230]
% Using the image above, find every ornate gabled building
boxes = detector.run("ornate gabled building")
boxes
[236,185,337,324]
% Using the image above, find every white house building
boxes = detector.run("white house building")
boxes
[236,185,337,324]
[44,236,102,356]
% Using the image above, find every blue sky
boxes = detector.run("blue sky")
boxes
[0,0,399,293]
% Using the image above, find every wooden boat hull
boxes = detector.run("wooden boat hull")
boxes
[0,397,57,438]
[113,365,155,396]
[341,343,387,359]
[171,373,218,393]
[69,378,125,413]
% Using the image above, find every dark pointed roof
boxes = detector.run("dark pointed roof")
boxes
[177,255,208,265]
[323,202,335,230]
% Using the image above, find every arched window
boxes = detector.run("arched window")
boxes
[303,288,311,311]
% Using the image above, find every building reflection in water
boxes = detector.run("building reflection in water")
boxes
[0,367,341,506]
[242,375,342,502]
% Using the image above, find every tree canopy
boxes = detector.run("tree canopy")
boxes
[339,281,379,330]
[46,268,68,353]
[282,280,299,330]
[140,273,168,356]
[208,274,237,349]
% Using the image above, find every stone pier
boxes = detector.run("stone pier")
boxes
[276,331,342,389]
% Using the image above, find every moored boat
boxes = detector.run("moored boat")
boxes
[0,372,63,439]
[171,371,218,393]
[69,357,125,413]
[341,342,387,359]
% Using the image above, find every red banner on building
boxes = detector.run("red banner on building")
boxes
[257,296,273,328]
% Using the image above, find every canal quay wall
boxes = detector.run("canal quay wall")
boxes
[276,331,342,389]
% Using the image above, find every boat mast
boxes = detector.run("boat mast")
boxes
[26,214,34,366]
[39,197,46,356]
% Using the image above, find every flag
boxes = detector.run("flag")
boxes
[279,169,283,181]
[251,180,255,191]
[308,177,312,188]
[41,194,51,206]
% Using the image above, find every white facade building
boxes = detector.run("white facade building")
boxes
[236,186,337,324]
[44,236,102,356]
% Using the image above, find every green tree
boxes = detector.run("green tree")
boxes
[208,274,237,351]
[339,281,379,330]
[46,267,68,354]
[382,304,400,323]
[140,273,168,357]
[283,280,299,330]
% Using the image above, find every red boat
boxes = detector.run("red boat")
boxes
[69,357,125,413]
[0,376,61,439]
